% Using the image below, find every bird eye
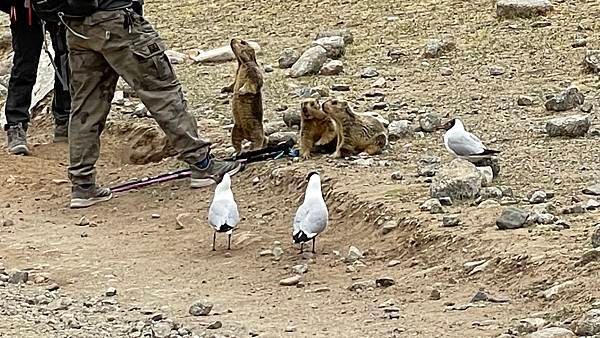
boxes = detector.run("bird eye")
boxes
[241,40,247,45]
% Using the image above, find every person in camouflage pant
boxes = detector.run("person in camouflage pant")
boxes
[65,2,241,208]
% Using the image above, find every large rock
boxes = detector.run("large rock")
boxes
[423,39,456,58]
[430,159,483,200]
[283,111,301,129]
[312,36,345,59]
[278,48,301,69]
[583,184,600,196]
[319,60,344,76]
[584,50,600,73]
[388,120,414,140]
[592,225,600,248]
[267,132,297,146]
[264,121,287,136]
[545,87,585,112]
[574,309,600,336]
[315,29,354,45]
[8,271,29,284]
[496,0,553,19]
[419,112,443,132]
[192,41,261,63]
[545,115,590,137]
[120,124,176,165]
[189,300,213,316]
[289,46,327,78]
[512,318,548,334]
[496,207,529,230]
[526,327,575,338]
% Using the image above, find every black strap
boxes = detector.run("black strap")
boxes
[41,21,69,91]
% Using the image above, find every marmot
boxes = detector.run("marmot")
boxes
[299,98,338,159]
[321,98,388,158]
[223,38,267,154]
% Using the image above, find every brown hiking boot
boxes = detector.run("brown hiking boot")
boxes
[70,185,113,209]
[6,123,30,155]
[190,157,243,189]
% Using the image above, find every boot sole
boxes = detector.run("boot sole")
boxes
[190,164,242,189]
[70,193,113,209]
[8,144,30,155]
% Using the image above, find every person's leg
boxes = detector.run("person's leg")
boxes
[67,37,118,208]
[4,8,43,154]
[47,22,71,142]
[99,10,241,187]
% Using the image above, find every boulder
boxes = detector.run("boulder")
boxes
[278,48,301,69]
[267,132,297,146]
[315,29,354,45]
[289,46,328,78]
[526,327,575,338]
[430,159,483,200]
[545,115,590,137]
[496,0,553,19]
[319,60,344,76]
[574,309,600,336]
[312,36,345,59]
[496,207,529,230]
[192,41,261,63]
[423,39,456,58]
[584,50,600,73]
[545,87,585,112]
[387,120,414,140]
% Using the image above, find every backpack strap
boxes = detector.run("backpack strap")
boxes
[40,21,69,91]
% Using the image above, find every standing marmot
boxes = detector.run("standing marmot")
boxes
[223,38,267,154]
[299,98,338,159]
[321,98,388,158]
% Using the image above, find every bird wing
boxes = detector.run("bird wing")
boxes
[293,199,328,238]
[208,197,239,230]
[293,203,310,235]
[447,130,487,156]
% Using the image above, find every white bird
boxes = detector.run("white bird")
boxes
[441,118,500,161]
[207,173,239,251]
[293,171,328,254]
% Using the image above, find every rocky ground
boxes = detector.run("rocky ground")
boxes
[1,0,600,337]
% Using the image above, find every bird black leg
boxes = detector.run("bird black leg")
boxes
[312,238,316,254]
[227,234,231,250]
[212,232,216,251]
[299,243,304,254]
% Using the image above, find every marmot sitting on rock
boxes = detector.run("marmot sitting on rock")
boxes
[321,98,388,158]
[299,98,337,159]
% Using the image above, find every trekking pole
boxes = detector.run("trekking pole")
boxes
[110,139,298,193]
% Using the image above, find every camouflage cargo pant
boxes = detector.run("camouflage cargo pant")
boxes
[66,10,209,186]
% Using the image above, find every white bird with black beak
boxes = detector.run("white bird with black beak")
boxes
[207,173,239,251]
[441,118,500,161]
[293,171,328,254]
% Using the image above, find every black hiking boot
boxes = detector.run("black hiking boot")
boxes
[70,185,113,209]
[53,123,68,143]
[6,123,30,155]
[190,156,243,189]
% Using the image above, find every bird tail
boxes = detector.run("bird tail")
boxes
[293,231,310,244]
[480,149,500,155]
[217,224,235,233]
